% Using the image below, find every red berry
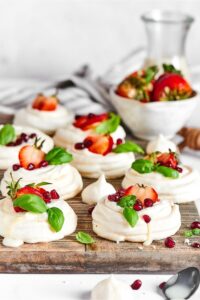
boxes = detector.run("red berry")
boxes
[165,237,175,248]
[50,189,59,199]
[14,207,26,213]
[39,160,49,168]
[75,142,85,150]
[133,201,143,211]
[144,198,153,208]
[159,282,166,290]
[176,167,183,173]
[21,133,29,142]
[7,142,15,147]
[29,133,37,139]
[190,221,200,229]
[108,193,120,202]
[88,206,95,215]
[131,279,142,290]
[116,138,123,145]
[75,114,81,120]
[43,191,51,203]
[143,215,151,223]
[84,139,93,148]
[191,242,200,248]
[88,113,95,118]
[27,163,35,170]
[15,138,23,146]
[12,164,21,171]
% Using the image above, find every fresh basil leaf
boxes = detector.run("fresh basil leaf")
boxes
[145,66,158,83]
[117,195,136,208]
[113,141,144,154]
[0,124,16,145]
[45,147,73,165]
[156,165,179,178]
[123,207,138,227]
[27,182,51,187]
[163,64,182,76]
[95,112,120,134]
[13,194,47,213]
[132,159,154,174]
[76,231,95,244]
[47,207,64,232]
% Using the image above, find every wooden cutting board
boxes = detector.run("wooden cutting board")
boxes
[0,177,199,274]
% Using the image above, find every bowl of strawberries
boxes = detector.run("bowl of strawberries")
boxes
[110,64,198,140]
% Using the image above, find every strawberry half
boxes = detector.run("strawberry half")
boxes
[152,73,193,101]
[157,152,178,169]
[16,186,45,199]
[125,184,158,206]
[19,145,45,169]
[32,94,58,111]
[73,113,108,131]
[83,135,113,155]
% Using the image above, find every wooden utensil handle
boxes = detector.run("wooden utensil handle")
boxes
[178,127,200,151]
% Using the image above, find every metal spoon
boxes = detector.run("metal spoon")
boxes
[163,267,200,299]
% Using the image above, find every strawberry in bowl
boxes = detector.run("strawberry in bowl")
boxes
[111,64,198,140]
[0,140,83,200]
[0,175,77,247]
[14,93,73,135]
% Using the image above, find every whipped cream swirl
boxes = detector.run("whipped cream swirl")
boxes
[14,105,73,135]
[0,125,54,169]
[0,197,77,247]
[1,164,83,200]
[91,276,133,300]
[122,166,200,204]
[92,197,181,243]
[82,174,115,205]
[146,134,177,154]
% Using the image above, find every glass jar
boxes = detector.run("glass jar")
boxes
[141,10,194,80]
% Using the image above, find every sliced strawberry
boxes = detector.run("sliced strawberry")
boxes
[83,135,113,155]
[16,186,45,199]
[157,152,178,169]
[19,145,45,169]
[73,113,108,131]
[152,73,193,101]
[125,184,158,206]
[32,94,58,111]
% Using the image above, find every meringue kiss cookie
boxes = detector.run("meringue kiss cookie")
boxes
[82,174,116,205]
[146,134,177,154]
[91,276,133,300]
[1,164,83,200]
[92,197,181,244]
[122,166,200,204]
[14,94,73,135]
[0,125,54,169]
[0,197,77,248]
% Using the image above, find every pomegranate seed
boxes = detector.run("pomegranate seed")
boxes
[143,215,151,223]
[43,191,51,203]
[84,139,93,148]
[131,279,142,290]
[133,201,143,211]
[144,198,153,208]
[165,237,175,248]
[176,167,183,173]
[116,138,123,145]
[75,114,82,120]
[14,207,25,213]
[29,133,37,139]
[50,189,59,199]
[15,138,23,146]
[20,133,29,142]
[39,160,49,168]
[27,163,35,170]
[7,142,15,147]
[88,113,95,118]
[190,221,200,229]
[191,242,200,248]
[118,188,126,197]
[159,282,166,290]
[75,142,85,150]
[88,206,95,215]
[12,164,21,171]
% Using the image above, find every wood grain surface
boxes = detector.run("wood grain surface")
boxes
[0,177,199,274]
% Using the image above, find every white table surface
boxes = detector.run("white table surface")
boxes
[1,151,200,300]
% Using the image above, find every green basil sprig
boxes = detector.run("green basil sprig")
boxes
[132,159,179,179]
[117,195,136,208]
[45,147,73,165]
[0,124,16,145]
[113,141,144,154]
[13,193,64,232]
[76,231,95,244]
[95,112,120,134]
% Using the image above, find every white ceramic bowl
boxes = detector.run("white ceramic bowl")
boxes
[110,88,199,140]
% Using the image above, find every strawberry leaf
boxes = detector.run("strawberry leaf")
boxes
[123,207,138,227]
[113,141,144,154]
[47,207,64,232]
[0,124,16,145]
[163,64,182,76]
[13,194,47,213]
[95,112,120,134]
[45,147,73,165]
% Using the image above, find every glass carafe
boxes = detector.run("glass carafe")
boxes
[142,10,194,80]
